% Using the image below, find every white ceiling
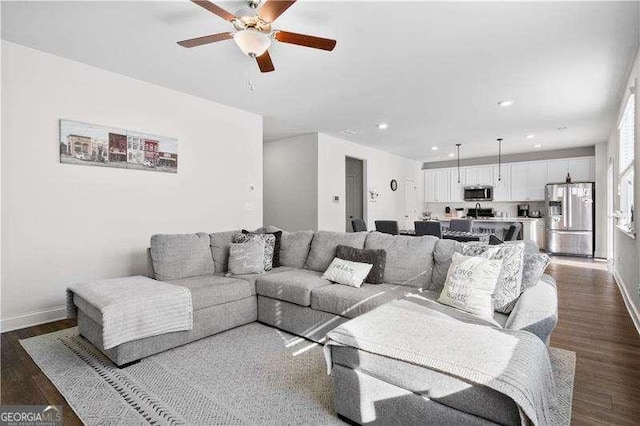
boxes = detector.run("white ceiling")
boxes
[2,1,639,162]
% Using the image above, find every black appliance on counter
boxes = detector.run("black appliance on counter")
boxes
[466,208,495,218]
[517,204,530,217]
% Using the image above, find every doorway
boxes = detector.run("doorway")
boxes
[345,157,364,232]
[607,162,614,264]
[404,179,417,229]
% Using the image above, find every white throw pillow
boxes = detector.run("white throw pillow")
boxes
[227,241,265,275]
[322,258,373,288]
[438,252,503,319]
[461,242,526,314]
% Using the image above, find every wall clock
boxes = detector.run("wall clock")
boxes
[390,179,398,191]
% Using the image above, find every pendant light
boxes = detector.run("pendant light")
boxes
[456,143,462,183]
[497,138,503,182]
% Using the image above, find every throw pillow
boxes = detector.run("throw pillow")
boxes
[242,229,282,268]
[501,252,550,313]
[227,241,265,275]
[461,242,526,314]
[233,233,275,271]
[335,245,387,284]
[438,252,503,319]
[321,258,373,288]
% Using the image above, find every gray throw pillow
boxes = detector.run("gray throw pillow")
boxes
[335,245,387,284]
[233,233,275,271]
[521,252,551,292]
[227,242,265,275]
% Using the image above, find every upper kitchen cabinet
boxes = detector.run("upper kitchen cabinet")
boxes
[424,169,451,202]
[450,167,465,202]
[465,166,493,186]
[424,170,438,202]
[568,158,594,181]
[492,165,511,201]
[547,160,568,183]
[510,163,528,201]
[527,162,548,200]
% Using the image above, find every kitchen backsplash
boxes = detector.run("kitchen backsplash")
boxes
[423,201,546,219]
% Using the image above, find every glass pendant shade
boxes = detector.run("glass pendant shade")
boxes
[234,29,271,57]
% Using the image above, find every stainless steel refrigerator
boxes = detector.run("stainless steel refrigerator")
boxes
[545,182,595,257]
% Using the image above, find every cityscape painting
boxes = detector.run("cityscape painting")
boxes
[59,120,178,173]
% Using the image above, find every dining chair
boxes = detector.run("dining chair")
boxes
[504,223,522,241]
[414,221,442,238]
[351,218,367,232]
[375,220,399,235]
[449,219,473,232]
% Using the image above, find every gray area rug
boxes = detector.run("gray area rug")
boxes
[21,322,575,425]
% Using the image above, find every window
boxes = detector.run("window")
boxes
[618,94,635,229]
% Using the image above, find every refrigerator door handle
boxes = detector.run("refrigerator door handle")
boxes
[567,187,572,228]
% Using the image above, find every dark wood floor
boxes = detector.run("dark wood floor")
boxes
[2,258,640,425]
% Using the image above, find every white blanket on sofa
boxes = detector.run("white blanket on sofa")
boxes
[324,299,557,426]
[67,276,193,350]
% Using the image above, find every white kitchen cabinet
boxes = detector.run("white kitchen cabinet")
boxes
[424,169,450,202]
[547,160,568,183]
[527,162,548,201]
[510,164,528,201]
[424,170,438,202]
[465,166,493,186]
[568,158,594,181]
[437,169,450,202]
[450,167,465,202]
[492,165,510,201]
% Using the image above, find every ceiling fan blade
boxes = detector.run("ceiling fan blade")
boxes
[256,50,275,73]
[274,30,336,51]
[177,32,233,48]
[191,0,236,22]
[258,0,296,23]
[256,53,275,73]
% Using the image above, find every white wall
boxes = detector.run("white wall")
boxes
[594,142,608,258]
[1,42,263,331]
[608,47,640,334]
[263,134,318,231]
[317,133,423,232]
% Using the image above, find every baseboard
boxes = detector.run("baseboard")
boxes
[612,269,640,337]
[0,306,67,333]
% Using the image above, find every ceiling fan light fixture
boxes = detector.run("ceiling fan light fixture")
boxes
[234,28,271,57]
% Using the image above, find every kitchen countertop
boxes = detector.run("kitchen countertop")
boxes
[433,217,544,222]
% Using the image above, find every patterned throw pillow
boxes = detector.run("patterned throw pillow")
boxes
[501,252,550,313]
[322,258,373,288]
[233,233,275,272]
[461,242,526,314]
[227,242,265,275]
[242,229,282,268]
[335,245,387,284]
[438,252,503,319]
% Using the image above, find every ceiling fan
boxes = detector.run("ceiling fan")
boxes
[177,0,337,73]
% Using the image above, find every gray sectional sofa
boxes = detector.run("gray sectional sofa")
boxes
[73,227,558,425]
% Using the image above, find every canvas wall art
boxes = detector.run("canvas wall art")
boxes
[60,120,178,173]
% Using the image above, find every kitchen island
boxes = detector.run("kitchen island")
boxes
[436,217,545,248]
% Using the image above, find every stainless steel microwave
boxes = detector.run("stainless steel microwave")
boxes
[463,186,493,201]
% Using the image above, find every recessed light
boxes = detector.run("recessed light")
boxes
[431,146,439,151]
[448,153,455,157]
[525,134,536,139]
[534,144,542,148]
[377,123,389,130]
[497,100,513,107]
